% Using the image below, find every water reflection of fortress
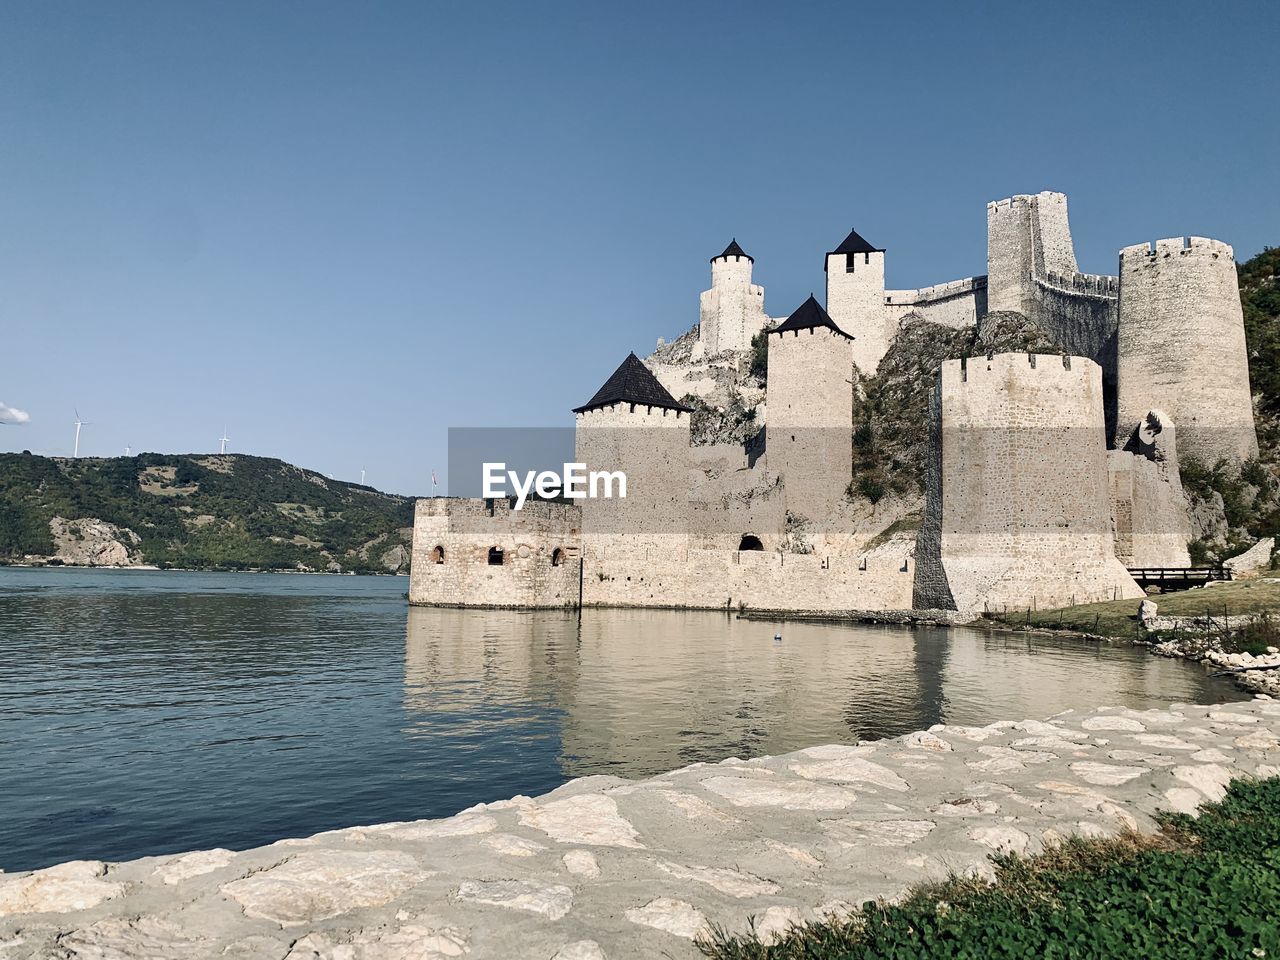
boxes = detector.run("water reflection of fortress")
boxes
[404,608,1213,779]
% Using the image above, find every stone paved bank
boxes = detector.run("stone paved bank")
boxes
[3,701,1279,960]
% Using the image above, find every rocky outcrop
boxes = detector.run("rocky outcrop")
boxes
[47,517,142,567]
[1,700,1276,959]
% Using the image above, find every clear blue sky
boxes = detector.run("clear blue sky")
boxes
[2,1,1277,494]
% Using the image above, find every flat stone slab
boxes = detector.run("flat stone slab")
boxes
[2,699,1278,959]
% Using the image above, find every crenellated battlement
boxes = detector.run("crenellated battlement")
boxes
[946,351,1090,387]
[885,275,988,306]
[1038,270,1119,299]
[986,191,1067,215]
[419,496,580,526]
[1120,237,1235,264]
[575,402,690,423]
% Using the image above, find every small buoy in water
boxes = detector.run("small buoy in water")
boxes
[774,633,782,642]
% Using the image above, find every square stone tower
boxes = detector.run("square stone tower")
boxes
[825,228,888,375]
[766,296,855,526]
[572,352,693,552]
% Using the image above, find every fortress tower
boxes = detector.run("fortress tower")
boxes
[697,239,769,357]
[1114,238,1258,464]
[914,352,1142,613]
[986,192,1079,315]
[572,353,692,548]
[825,228,889,375]
[766,296,854,524]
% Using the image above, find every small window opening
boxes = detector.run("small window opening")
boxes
[488,547,504,566]
[430,545,445,564]
[551,548,564,567]
[845,252,856,273]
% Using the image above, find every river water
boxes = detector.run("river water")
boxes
[0,567,1243,872]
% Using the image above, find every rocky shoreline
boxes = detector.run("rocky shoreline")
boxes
[2,700,1277,959]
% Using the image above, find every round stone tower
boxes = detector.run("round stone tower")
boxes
[1114,237,1258,464]
[698,239,768,357]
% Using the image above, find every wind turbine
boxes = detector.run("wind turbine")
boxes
[73,409,90,458]
[219,426,231,455]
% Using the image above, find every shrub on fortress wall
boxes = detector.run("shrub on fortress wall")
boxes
[748,331,768,385]
[1242,247,1280,417]
[848,311,1058,501]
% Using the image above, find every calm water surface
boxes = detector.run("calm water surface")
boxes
[0,567,1244,871]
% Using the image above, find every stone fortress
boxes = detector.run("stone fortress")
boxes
[411,191,1259,617]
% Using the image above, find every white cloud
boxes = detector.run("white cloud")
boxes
[0,402,31,425]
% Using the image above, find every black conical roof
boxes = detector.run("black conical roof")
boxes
[572,353,694,414]
[712,238,753,263]
[831,227,881,255]
[769,295,853,340]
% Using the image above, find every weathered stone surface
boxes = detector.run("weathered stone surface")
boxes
[561,850,600,878]
[153,849,236,885]
[1,701,1275,960]
[824,819,935,848]
[286,922,470,959]
[455,880,573,920]
[222,851,430,925]
[551,941,606,960]
[652,862,779,898]
[789,754,910,792]
[518,795,642,849]
[1069,762,1147,786]
[624,898,708,939]
[0,862,124,917]
[700,776,854,810]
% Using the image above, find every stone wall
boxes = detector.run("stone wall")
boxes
[766,325,853,525]
[1115,237,1258,464]
[885,276,988,331]
[581,544,913,611]
[914,353,1143,613]
[409,499,582,608]
[1107,409,1192,567]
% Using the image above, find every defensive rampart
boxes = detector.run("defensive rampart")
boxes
[914,352,1142,613]
[409,498,582,608]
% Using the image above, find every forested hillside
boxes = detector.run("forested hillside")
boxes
[0,453,415,573]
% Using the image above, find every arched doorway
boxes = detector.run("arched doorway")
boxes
[430,545,445,564]
[551,547,564,567]
[738,534,764,551]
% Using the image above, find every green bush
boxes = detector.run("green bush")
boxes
[855,475,886,504]
[700,776,1280,960]
[749,332,768,384]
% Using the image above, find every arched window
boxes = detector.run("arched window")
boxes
[488,547,504,566]
[430,545,445,564]
[551,547,564,567]
[738,534,764,551]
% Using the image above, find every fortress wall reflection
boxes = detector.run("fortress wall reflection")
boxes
[403,609,1235,782]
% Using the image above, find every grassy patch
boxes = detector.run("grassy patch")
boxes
[988,577,1280,641]
[699,776,1280,960]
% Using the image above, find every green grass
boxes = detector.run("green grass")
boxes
[699,776,1280,960]
[988,577,1280,641]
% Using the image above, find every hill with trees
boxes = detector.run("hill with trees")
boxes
[0,452,416,574]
